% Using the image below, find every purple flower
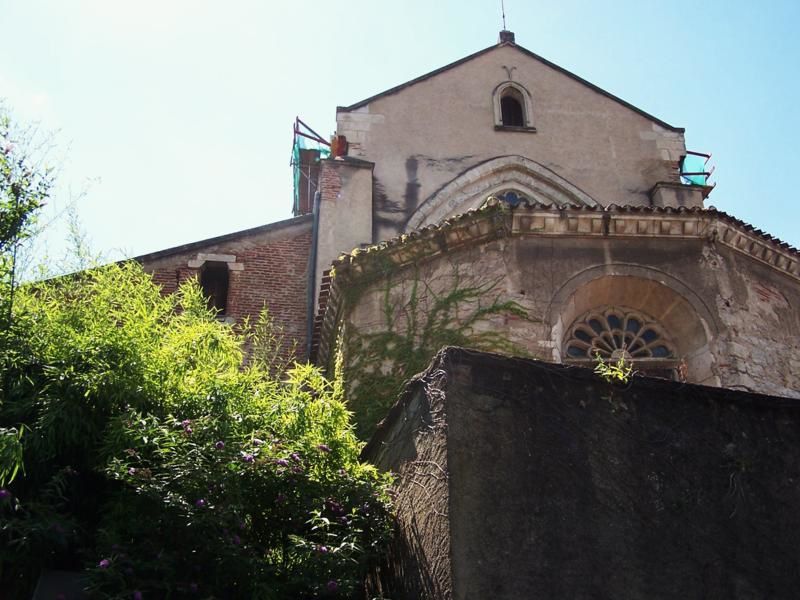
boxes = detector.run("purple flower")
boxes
[231,534,241,545]
[0,489,11,500]
[276,458,289,467]
[189,582,198,593]
[98,558,111,569]
[214,440,225,450]
[327,579,338,592]
[252,438,264,446]
[127,467,137,476]
[290,452,301,462]
[133,592,143,600]
[242,453,255,463]
[181,419,191,427]
[195,498,206,508]
[317,444,331,453]
[317,545,328,554]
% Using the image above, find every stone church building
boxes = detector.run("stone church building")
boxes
[135,30,800,598]
[138,29,799,406]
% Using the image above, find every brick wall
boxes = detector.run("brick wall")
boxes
[137,216,313,364]
[319,160,342,203]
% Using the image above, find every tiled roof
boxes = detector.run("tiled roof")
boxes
[134,214,313,263]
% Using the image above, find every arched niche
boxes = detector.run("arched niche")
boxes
[405,155,598,231]
[548,266,720,385]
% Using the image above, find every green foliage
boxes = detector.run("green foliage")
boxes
[0,107,54,505]
[243,307,299,375]
[0,427,24,486]
[0,109,52,255]
[343,263,532,438]
[0,263,392,598]
[593,351,634,384]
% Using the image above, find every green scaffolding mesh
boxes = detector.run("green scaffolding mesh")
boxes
[680,154,709,186]
[291,127,330,215]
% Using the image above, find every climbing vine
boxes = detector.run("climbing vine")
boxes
[338,260,534,439]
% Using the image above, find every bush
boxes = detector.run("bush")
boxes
[0,263,392,598]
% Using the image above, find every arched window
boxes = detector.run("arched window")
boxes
[563,307,680,379]
[200,261,230,315]
[500,89,525,127]
[492,82,535,131]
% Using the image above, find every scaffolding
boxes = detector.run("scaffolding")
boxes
[680,150,714,187]
[290,117,330,216]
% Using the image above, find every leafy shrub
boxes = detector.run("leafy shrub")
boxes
[0,263,392,598]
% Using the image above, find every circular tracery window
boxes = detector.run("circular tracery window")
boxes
[564,307,676,362]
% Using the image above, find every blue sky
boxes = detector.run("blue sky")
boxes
[2,0,799,264]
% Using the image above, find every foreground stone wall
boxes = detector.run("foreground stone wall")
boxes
[365,347,800,599]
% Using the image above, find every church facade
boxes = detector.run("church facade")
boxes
[138,31,800,430]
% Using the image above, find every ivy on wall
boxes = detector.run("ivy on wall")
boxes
[337,261,534,439]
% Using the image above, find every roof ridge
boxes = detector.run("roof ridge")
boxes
[337,42,684,133]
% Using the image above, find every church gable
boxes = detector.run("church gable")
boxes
[334,35,688,241]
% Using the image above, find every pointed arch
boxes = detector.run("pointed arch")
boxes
[405,155,599,231]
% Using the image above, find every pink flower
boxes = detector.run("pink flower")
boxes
[98,558,111,568]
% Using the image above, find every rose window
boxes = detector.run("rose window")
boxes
[564,307,676,362]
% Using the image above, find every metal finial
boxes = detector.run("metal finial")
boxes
[501,0,507,30]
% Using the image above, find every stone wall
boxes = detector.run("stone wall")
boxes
[322,205,800,435]
[364,347,800,599]
[336,43,687,240]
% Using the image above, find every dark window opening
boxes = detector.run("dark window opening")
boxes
[501,95,524,127]
[200,261,229,315]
